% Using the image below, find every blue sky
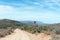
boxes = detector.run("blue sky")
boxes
[0,0,60,24]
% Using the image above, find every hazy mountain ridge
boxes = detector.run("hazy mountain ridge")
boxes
[20,21,46,26]
[0,19,60,33]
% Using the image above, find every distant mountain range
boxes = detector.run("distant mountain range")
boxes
[0,19,47,27]
[0,19,46,26]
[0,19,60,32]
[20,21,46,26]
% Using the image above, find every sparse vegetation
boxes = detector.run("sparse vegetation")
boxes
[0,19,60,38]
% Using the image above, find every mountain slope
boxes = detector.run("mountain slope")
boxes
[0,19,25,28]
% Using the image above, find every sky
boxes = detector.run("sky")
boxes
[0,0,60,24]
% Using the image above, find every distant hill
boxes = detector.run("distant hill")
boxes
[0,19,60,34]
[0,19,60,33]
[0,19,25,28]
[20,21,46,26]
[0,19,45,28]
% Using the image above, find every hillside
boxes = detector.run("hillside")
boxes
[0,19,60,34]
[0,19,46,28]
[0,19,25,28]
[47,23,60,34]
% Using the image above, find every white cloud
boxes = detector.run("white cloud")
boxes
[34,2,40,5]
[0,5,15,14]
[0,4,35,15]
[37,13,60,23]
[23,6,35,10]
[44,0,60,9]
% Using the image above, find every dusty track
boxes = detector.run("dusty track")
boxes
[0,29,52,40]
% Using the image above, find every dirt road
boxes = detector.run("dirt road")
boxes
[0,29,52,40]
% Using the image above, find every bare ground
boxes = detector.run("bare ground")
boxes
[0,29,52,40]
